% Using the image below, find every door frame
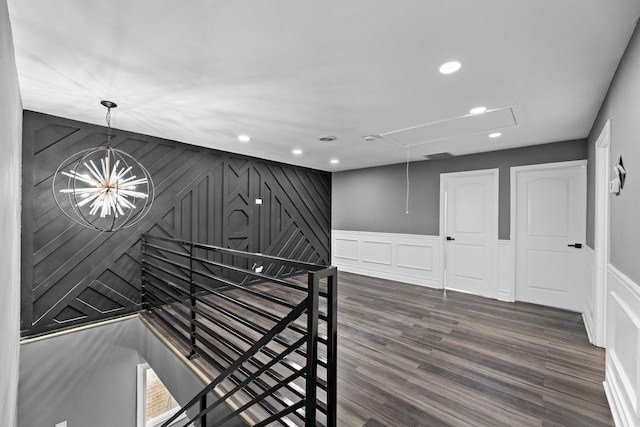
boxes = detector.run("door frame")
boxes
[439,168,499,292]
[594,119,611,348]
[510,159,588,303]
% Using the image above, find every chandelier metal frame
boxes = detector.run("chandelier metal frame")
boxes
[52,101,155,232]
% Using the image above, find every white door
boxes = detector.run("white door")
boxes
[442,170,498,298]
[515,163,586,312]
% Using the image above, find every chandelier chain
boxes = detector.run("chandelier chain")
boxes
[106,107,113,146]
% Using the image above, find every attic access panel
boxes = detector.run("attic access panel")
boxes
[382,106,518,147]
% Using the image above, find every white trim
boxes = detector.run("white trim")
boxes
[584,245,596,343]
[605,263,640,426]
[331,230,442,288]
[136,363,149,427]
[439,168,499,296]
[137,363,186,427]
[594,119,611,348]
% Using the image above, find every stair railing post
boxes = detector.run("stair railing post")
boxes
[200,393,207,427]
[188,242,199,360]
[305,271,320,426]
[326,267,338,427]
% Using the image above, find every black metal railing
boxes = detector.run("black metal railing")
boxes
[140,234,337,427]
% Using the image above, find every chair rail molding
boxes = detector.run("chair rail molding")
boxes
[604,263,640,427]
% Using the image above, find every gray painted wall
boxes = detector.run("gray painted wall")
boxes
[19,319,146,427]
[18,317,242,427]
[587,23,640,284]
[333,140,587,239]
[0,0,22,425]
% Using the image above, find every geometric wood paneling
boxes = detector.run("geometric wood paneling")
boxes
[21,111,331,337]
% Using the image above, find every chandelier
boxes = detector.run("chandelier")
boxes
[52,101,155,232]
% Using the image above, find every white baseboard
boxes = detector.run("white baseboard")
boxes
[583,245,596,344]
[332,231,518,298]
[332,230,442,288]
[605,264,640,426]
[336,264,441,288]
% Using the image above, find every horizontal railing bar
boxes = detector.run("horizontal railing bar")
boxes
[191,254,309,294]
[189,263,299,309]
[194,305,310,373]
[144,234,326,271]
[144,252,191,279]
[186,339,295,427]
[210,369,307,427]
[144,290,185,316]
[192,304,318,372]
[143,242,190,259]
[192,290,327,369]
[204,288,286,324]
[192,327,302,426]
[198,335,307,418]
[160,299,308,427]
[145,255,189,283]
[191,310,306,370]
[144,302,191,344]
[144,272,190,300]
[191,296,309,359]
[148,254,305,321]
[194,325,307,401]
[254,400,306,427]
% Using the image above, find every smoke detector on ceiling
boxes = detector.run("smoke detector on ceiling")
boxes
[363,135,379,142]
[317,135,337,142]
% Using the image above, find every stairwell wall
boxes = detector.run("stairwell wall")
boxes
[0,0,22,425]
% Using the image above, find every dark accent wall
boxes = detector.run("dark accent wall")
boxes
[21,111,331,337]
[332,140,587,239]
[587,23,640,285]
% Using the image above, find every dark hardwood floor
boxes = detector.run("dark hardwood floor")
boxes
[145,271,612,426]
[335,272,612,427]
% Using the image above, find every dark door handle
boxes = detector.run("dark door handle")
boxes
[568,243,582,248]
[446,236,455,241]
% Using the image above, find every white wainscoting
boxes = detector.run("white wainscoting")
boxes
[332,230,442,288]
[604,264,640,427]
[497,240,514,302]
[583,245,596,344]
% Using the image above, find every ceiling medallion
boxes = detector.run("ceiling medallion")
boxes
[52,101,155,232]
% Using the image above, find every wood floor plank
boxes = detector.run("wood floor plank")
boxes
[144,271,612,426]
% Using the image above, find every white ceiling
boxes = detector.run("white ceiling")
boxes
[7,1,640,172]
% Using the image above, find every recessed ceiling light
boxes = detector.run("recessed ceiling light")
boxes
[330,159,340,164]
[439,61,461,74]
[292,149,303,155]
[489,132,502,138]
[470,106,487,115]
[238,134,251,142]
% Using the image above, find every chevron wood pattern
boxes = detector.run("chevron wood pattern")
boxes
[21,111,331,337]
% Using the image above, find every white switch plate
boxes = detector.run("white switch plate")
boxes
[255,198,263,205]
[55,422,67,427]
